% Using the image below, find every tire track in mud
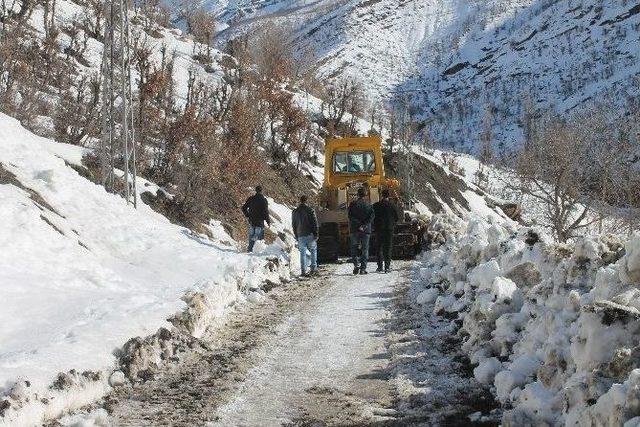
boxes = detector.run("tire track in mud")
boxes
[104,270,336,426]
[208,262,406,426]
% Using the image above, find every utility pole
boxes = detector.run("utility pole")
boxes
[101,0,137,208]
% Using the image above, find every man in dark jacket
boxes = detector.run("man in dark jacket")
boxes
[292,195,319,277]
[242,186,271,252]
[348,187,375,275]
[372,189,399,273]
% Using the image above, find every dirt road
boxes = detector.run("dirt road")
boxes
[64,261,496,426]
[209,263,400,426]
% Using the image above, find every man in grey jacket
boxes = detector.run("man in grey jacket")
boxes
[292,195,319,277]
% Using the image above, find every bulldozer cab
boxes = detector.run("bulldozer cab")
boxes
[323,137,386,189]
[320,136,395,212]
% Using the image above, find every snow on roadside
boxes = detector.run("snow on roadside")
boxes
[0,113,296,426]
[413,207,640,425]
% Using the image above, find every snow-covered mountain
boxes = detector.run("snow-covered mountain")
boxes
[1,0,639,423]
[207,0,640,152]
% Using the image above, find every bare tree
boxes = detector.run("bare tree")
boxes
[321,79,362,136]
[248,23,294,83]
[42,0,56,37]
[605,109,640,235]
[54,74,100,145]
[346,85,366,135]
[511,115,598,242]
[0,15,70,130]
[187,7,215,62]
[0,0,32,25]
[133,41,175,176]
[290,43,316,85]
[134,0,170,30]
[80,0,103,40]
[475,105,495,190]
[479,105,495,164]
[257,81,309,165]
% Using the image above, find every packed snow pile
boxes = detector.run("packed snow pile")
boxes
[414,211,640,425]
[0,113,297,426]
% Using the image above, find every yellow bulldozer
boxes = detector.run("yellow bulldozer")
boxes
[315,136,423,263]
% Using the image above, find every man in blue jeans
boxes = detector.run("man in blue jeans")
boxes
[292,195,319,277]
[348,187,375,275]
[242,186,271,252]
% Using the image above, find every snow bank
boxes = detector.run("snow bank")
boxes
[0,113,296,426]
[413,210,640,425]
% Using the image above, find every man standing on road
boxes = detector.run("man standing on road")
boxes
[348,187,375,275]
[242,186,271,252]
[372,189,399,273]
[292,195,319,277]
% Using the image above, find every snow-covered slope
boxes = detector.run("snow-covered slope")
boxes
[405,0,640,151]
[208,0,640,151]
[13,0,232,142]
[0,113,295,426]
[210,0,454,100]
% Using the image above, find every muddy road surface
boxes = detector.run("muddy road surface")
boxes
[62,262,497,426]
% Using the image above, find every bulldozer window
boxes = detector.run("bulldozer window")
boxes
[334,152,348,173]
[333,151,376,174]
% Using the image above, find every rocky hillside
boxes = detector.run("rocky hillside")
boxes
[205,0,640,152]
